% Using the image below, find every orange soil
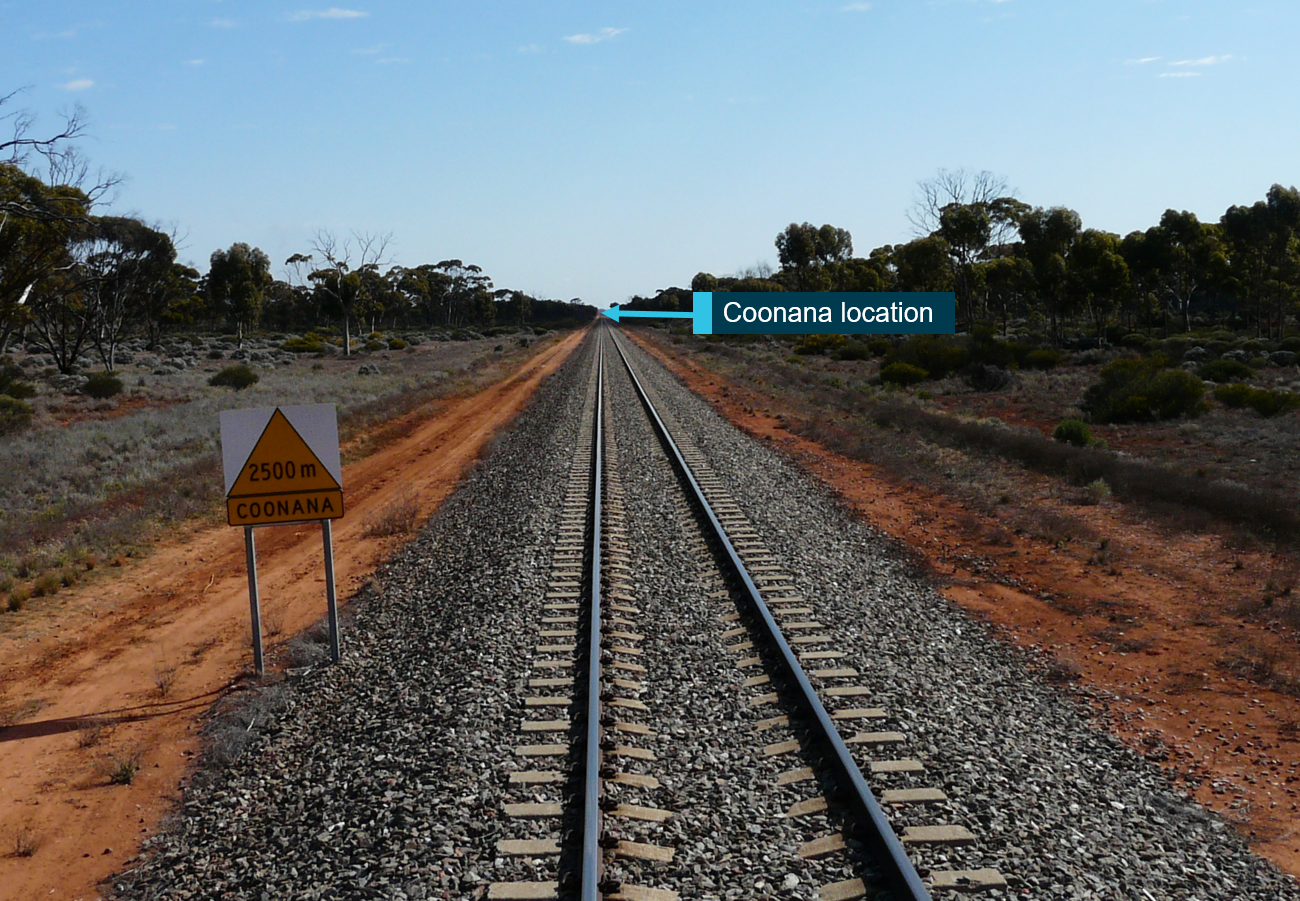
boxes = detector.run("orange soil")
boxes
[630,330,1300,883]
[0,329,584,901]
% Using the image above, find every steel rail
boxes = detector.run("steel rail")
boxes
[606,325,932,901]
[579,336,605,901]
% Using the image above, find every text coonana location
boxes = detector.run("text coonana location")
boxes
[221,406,344,526]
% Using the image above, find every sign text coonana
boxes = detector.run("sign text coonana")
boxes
[709,292,954,336]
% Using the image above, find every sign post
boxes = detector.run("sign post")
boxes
[219,404,345,674]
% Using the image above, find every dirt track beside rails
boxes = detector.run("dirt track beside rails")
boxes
[0,329,583,901]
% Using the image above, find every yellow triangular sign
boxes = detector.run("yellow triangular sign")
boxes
[228,409,341,497]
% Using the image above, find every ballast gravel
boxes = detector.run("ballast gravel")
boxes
[111,329,1300,901]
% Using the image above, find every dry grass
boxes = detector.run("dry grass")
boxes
[204,682,289,767]
[11,821,38,858]
[75,717,107,749]
[153,657,178,698]
[361,489,421,538]
[0,332,559,620]
[106,749,142,785]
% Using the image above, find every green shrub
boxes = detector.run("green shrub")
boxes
[32,572,60,598]
[1249,389,1300,417]
[1053,419,1093,447]
[7,586,29,612]
[1082,478,1112,504]
[886,335,967,378]
[0,362,36,399]
[387,338,407,350]
[835,341,871,361]
[1219,386,1300,418]
[1249,356,1270,369]
[1198,358,1255,383]
[364,340,384,352]
[208,364,259,390]
[0,395,34,436]
[866,336,893,357]
[1082,355,1206,423]
[1213,383,1252,409]
[1120,333,1150,348]
[880,362,930,386]
[280,336,325,354]
[1280,336,1300,352]
[795,334,847,356]
[83,371,123,399]
[1023,348,1063,370]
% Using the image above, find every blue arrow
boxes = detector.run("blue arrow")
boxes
[602,307,692,323]
[602,294,714,334]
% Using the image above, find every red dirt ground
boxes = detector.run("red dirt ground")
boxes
[631,330,1300,884]
[0,330,583,901]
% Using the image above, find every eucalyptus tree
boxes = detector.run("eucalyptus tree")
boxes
[207,242,271,345]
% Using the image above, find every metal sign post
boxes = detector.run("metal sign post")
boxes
[219,404,345,673]
[244,526,264,675]
[322,518,340,664]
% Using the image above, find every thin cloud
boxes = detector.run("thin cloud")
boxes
[1125,57,1160,65]
[841,2,872,10]
[351,43,387,55]
[1159,71,1200,78]
[564,27,628,45]
[186,58,205,66]
[374,57,410,65]
[518,43,544,54]
[209,18,238,28]
[1171,54,1231,66]
[60,78,94,91]
[288,8,369,21]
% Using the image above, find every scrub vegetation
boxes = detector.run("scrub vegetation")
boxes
[0,90,594,619]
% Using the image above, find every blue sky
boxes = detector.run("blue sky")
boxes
[3,1,1296,305]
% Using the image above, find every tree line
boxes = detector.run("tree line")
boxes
[628,170,1300,343]
[0,93,594,374]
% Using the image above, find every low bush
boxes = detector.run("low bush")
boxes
[794,334,847,356]
[1023,348,1064,370]
[835,341,871,361]
[364,340,384,352]
[866,336,893,357]
[280,336,325,354]
[880,362,930,386]
[1198,358,1255,383]
[0,362,36,399]
[1081,478,1112,505]
[1213,383,1251,409]
[7,586,29,612]
[1248,389,1300,417]
[208,364,259,390]
[1281,336,1300,352]
[1082,356,1206,423]
[1120,333,1150,348]
[1216,384,1300,417]
[886,335,967,378]
[1053,419,1093,447]
[387,338,407,350]
[83,371,123,399]
[0,395,33,436]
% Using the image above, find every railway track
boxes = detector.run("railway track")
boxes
[490,326,1005,900]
